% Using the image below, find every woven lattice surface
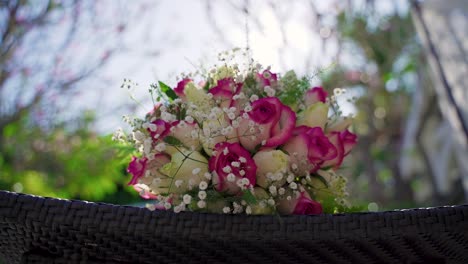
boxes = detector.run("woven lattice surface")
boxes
[1,191,467,264]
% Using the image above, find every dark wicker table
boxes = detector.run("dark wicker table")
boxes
[1,191,467,264]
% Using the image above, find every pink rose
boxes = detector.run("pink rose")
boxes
[148,119,171,141]
[209,77,242,109]
[277,191,323,215]
[174,78,192,99]
[131,154,172,198]
[257,70,278,87]
[145,102,162,120]
[210,142,257,195]
[304,86,328,106]
[323,129,357,169]
[127,156,147,185]
[282,126,337,175]
[237,97,296,151]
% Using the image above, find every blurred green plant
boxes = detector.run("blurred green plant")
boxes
[321,11,420,207]
[0,111,137,203]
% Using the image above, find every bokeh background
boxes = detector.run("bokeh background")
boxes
[1,0,467,210]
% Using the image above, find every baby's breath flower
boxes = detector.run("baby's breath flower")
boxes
[175,180,183,188]
[183,194,192,204]
[174,206,183,213]
[222,166,232,173]
[155,143,166,152]
[269,186,277,196]
[198,190,207,200]
[227,173,236,182]
[185,116,194,123]
[278,188,285,195]
[199,181,208,190]
[133,131,145,142]
[197,200,206,208]
[241,178,250,186]
[267,198,275,206]
[289,182,298,189]
[223,206,231,214]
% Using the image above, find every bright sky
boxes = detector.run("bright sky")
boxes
[76,0,407,133]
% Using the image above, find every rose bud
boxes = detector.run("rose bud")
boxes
[253,150,290,188]
[210,142,257,195]
[170,120,202,151]
[237,97,296,151]
[256,69,278,88]
[277,191,323,215]
[326,116,353,133]
[208,77,242,109]
[159,148,209,194]
[304,86,328,106]
[282,126,337,175]
[322,129,357,169]
[173,78,192,100]
[296,102,329,129]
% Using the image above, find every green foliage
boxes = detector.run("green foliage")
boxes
[278,70,311,107]
[241,189,257,205]
[320,195,366,214]
[323,10,420,207]
[158,81,178,101]
[0,113,137,203]
[163,135,183,147]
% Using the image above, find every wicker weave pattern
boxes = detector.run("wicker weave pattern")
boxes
[1,191,467,264]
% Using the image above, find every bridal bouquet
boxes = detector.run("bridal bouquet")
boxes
[115,52,357,215]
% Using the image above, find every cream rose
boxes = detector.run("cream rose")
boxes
[296,102,329,129]
[253,150,289,188]
[159,148,209,194]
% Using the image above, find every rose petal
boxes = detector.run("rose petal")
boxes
[264,104,296,148]
[127,156,147,185]
[304,86,328,106]
[174,78,192,98]
[293,192,323,215]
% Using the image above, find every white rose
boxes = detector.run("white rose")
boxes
[184,82,214,116]
[159,148,209,194]
[253,150,290,188]
[200,114,238,156]
[296,102,328,129]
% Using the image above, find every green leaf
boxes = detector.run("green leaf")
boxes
[163,136,183,146]
[158,81,178,101]
[311,174,329,188]
[241,190,257,205]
